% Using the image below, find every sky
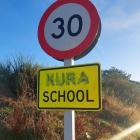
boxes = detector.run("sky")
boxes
[0,0,140,82]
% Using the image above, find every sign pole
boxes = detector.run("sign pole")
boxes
[38,1,101,139]
[64,59,75,140]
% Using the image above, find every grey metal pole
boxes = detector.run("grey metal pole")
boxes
[64,59,75,140]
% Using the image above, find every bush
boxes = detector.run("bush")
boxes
[0,94,64,140]
[0,57,41,97]
[0,59,140,140]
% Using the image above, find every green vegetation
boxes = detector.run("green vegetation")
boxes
[0,58,140,140]
[0,57,40,97]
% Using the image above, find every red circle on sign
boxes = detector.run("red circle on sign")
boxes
[38,0,100,60]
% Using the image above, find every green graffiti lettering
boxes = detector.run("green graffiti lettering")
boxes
[46,74,54,86]
[56,73,65,86]
[78,72,89,84]
[66,72,76,85]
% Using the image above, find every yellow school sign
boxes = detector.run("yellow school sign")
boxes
[37,63,102,111]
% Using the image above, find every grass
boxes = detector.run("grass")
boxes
[0,56,41,97]
[0,96,140,140]
[0,93,140,139]
[0,94,64,140]
[0,58,140,139]
[104,95,140,125]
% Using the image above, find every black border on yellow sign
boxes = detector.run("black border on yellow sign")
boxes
[37,63,102,111]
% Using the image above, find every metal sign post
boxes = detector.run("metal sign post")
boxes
[64,111,75,140]
[38,1,101,140]
[64,59,75,140]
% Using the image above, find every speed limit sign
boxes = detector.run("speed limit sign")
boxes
[38,0,101,60]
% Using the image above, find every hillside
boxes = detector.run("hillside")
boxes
[0,59,140,140]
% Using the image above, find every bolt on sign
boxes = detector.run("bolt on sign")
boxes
[38,63,102,111]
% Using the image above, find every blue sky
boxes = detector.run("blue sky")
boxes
[0,0,140,82]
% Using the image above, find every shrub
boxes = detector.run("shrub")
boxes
[0,57,41,97]
[0,94,64,140]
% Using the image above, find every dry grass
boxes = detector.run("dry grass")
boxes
[0,93,140,140]
[0,60,140,139]
[0,94,64,140]
[104,94,140,124]
[0,94,140,140]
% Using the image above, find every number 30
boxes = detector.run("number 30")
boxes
[52,14,83,39]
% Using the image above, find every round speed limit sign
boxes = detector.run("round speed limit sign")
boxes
[38,0,101,60]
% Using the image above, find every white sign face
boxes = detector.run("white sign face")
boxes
[44,3,90,51]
